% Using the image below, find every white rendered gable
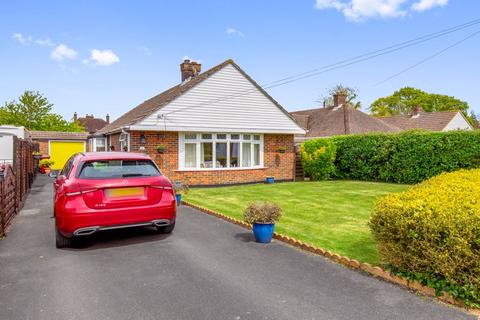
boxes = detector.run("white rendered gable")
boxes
[443,112,473,131]
[132,64,305,134]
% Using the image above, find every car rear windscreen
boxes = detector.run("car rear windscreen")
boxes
[78,160,161,179]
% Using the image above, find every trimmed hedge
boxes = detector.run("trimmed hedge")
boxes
[300,138,336,180]
[369,169,480,307]
[329,130,480,184]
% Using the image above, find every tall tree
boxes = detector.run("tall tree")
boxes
[319,85,362,109]
[370,87,469,116]
[0,91,83,132]
[469,111,480,129]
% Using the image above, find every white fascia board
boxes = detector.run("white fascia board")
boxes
[129,125,306,135]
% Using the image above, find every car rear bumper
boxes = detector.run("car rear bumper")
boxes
[56,205,176,237]
[72,219,173,236]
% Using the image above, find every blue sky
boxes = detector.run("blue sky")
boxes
[1,0,479,121]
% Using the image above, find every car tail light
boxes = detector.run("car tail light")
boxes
[65,184,98,197]
[150,185,173,190]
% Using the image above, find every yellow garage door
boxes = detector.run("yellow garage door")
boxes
[49,141,85,170]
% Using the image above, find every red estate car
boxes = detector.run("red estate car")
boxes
[54,152,176,248]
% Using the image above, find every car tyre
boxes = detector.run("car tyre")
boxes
[56,224,73,248]
[157,221,175,234]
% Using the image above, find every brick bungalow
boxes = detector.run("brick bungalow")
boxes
[290,93,400,142]
[379,106,473,131]
[291,96,472,143]
[72,113,110,152]
[95,59,305,186]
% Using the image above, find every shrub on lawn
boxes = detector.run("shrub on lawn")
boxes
[244,202,282,224]
[330,130,480,184]
[300,138,336,180]
[369,169,480,307]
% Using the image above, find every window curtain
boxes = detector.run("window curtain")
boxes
[185,143,196,168]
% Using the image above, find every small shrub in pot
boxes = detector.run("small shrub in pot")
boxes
[173,182,189,206]
[244,201,282,224]
[244,202,282,243]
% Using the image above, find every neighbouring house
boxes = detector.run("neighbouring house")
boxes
[72,113,110,152]
[0,125,31,165]
[74,113,110,134]
[290,93,399,142]
[30,131,89,170]
[379,106,473,132]
[95,59,305,186]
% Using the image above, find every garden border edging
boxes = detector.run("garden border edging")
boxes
[182,200,480,317]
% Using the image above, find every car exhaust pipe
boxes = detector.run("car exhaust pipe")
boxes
[153,220,170,227]
[73,227,98,236]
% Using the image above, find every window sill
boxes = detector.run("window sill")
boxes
[175,166,267,172]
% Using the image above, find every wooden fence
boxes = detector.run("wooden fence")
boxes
[0,138,38,236]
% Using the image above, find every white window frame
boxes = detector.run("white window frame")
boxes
[119,132,130,152]
[178,132,264,171]
[90,137,107,152]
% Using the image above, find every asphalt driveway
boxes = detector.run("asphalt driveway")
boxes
[0,175,475,320]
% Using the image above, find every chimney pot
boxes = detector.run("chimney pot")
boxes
[180,59,201,82]
[106,114,110,124]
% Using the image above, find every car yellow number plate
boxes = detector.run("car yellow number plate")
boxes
[106,187,144,198]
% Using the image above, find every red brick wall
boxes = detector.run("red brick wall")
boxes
[37,140,49,155]
[108,133,121,151]
[124,131,295,186]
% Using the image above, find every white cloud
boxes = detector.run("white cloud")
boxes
[89,49,120,66]
[50,44,77,61]
[226,27,244,37]
[35,37,54,47]
[411,0,448,11]
[12,33,32,45]
[138,46,152,56]
[314,0,448,21]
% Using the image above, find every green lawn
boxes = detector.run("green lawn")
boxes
[183,181,408,265]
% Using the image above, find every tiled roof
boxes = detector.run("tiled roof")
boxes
[379,111,461,131]
[291,106,400,137]
[30,131,89,140]
[77,117,108,134]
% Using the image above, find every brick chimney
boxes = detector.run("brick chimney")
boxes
[106,114,110,124]
[180,59,201,82]
[73,112,78,121]
[333,93,347,108]
[411,105,423,118]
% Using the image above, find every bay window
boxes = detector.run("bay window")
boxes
[90,138,107,152]
[180,133,263,170]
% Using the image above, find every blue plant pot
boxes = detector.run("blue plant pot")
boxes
[175,194,182,206]
[252,223,275,243]
[265,177,274,184]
